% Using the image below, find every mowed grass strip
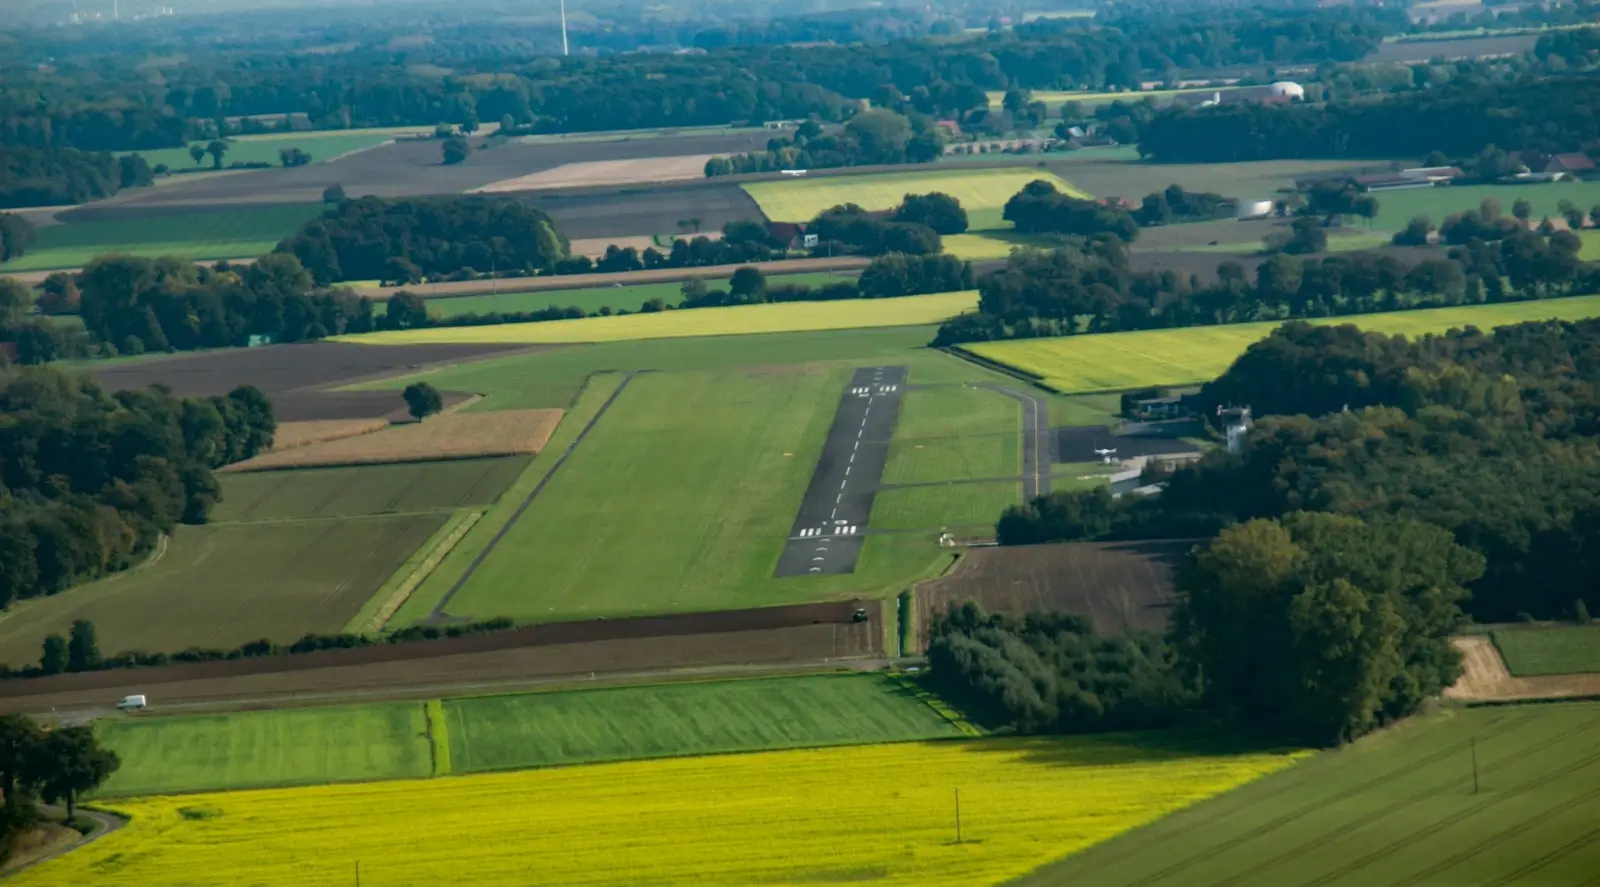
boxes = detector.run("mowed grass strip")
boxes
[25,737,1301,887]
[337,291,978,345]
[871,481,1023,531]
[1013,701,1600,887]
[0,204,322,272]
[434,368,844,621]
[1491,625,1600,676]
[209,457,529,522]
[0,515,445,666]
[970,295,1600,393]
[225,409,563,470]
[883,386,1020,485]
[96,703,431,797]
[742,168,1087,224]
[446,674,964,772]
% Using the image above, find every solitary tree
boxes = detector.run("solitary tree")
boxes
[39,635,67,676]
[441,136,470,165]
[1513,198,1533,224]
[205,140,230,170]
[30,727,120,822]
[322,184,346,204]
[385,291,428,328]
[188,144,206,166]
[66,620,99,673]
[728,266,767,302]
[403,382,445,420]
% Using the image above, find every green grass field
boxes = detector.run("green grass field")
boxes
[210,457,528,522]
[742,168,1087,224]
[1491,625,1600,676]
[1013,701,1600,887]
[0,514,444,666]
[424,272,855,319]
[969,296,1600,393]
[123,129,415,172]
[342,291,977,345]
[871,481,1022,530]
[445,674,964,772]
[1,205,322,272]
[429,367,899,622]
[883,386,1020,484]
[1373,181,1600,229]
[96,703,432,796]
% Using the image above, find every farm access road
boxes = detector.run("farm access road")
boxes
[776,366,907,577]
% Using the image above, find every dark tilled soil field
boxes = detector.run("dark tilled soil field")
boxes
[1371,33,1537,63]
[529,181,766,238]
[0,601,881,714]
[60,132,776,218]
[91,341,539,421]
[915,540,1192,647]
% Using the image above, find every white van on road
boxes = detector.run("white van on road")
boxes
[116,694,147,711]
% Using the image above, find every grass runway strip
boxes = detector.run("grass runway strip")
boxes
[969,296,1600,393]
[338,291,978,345]
[37,736,1300,887]
[444,674,964,772]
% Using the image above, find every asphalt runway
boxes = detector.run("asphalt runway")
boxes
[774,365,907,577]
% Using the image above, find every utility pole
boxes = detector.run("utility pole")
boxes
[1471,737,1479,794]
[954,787,962,844]
[355,861,361,886]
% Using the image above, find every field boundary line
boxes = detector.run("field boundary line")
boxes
[887,673,982,736]
[427,372,641,620]
[361,511,484,633]
[425,699,452,776]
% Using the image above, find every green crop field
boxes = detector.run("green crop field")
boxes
[344,291,977,345]
[1014,701,1600,887]
[883,386,1020,484]
[969,296,1600,393]
[96,702,432,796]
[1373,181,1600,229]
[0,514,444,666]
[424,272,854,318]
[210,457,529,522]
[1492,626,1600,676]
[1580,230,1600,260]
[424,367,902,622]
[1,205,322,272]
[445,674,964,772]
[122,129,413,172]
[871,481,1022,530]
[742,168,1088,224]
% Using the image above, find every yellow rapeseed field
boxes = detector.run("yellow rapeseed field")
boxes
[336,291,978,345]
[742,168,1089,223]
[27,738,1303,887]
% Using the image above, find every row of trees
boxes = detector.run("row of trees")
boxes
[933,228,1593,346]
[995,317,1600,625]
[705,111,945,176]
[1138,77,1600,163]
[0,366,275,608]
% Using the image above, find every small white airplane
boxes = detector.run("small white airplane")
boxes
[1094,447,1119,464]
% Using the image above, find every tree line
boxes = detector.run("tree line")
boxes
[0,365,275,609]
[1138,77,1600,163]
[994,317,1600,626]
[705,112,945,176]
[0,6,1405,155]
[932,226,1594,346]
[0,147,153,210]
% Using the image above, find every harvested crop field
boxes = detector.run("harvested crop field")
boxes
[965,296,1600,393]
[224,409,563,470]
[22,737,1300,887]
[210,457,529,521]
[87,341,532,421]
[341,291,978,345]
[915,540,1190,647]
[527,180,765,238]
[0,515,446,667]
[269,418,389,450]
[471,154,717,192]
[0,602,883,714]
